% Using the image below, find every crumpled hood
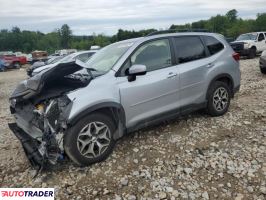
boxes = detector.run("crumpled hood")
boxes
[10,60,86,101]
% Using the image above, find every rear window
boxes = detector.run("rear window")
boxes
[173,36,206,64]
[203,36,224,55]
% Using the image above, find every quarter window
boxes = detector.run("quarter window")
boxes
[173,36,206,63]
[130,39,172,72]
[203,36,224,55]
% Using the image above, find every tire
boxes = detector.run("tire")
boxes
[206,81,231,117]
[0,67,5,72]
[64,112,116,166]
[13,62,21,69]
[248,48,256,59]
[260,67,266,74]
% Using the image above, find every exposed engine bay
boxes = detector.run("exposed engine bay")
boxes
[8,61,93,169]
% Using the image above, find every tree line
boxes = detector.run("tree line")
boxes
[0,9,265,54]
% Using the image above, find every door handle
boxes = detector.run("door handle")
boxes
[206,63,215,68]
[167,72,177,78]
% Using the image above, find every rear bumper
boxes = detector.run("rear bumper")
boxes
[8,123,43,167]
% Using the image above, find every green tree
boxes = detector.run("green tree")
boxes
[191,20,208,29]
[226,9,238,22]
[255,13,266,31]
[206,15,229,35]
[59,24,72,48]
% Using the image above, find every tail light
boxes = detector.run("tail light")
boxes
[232,52,240,62]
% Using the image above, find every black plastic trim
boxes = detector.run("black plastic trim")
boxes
[68,102,126,127]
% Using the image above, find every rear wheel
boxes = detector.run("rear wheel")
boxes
[64,113,116,166]
[13,62,21,69]
[206,81,231,116]
[0,66,5,72]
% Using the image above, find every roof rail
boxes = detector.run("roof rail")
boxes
[146,29,210,37]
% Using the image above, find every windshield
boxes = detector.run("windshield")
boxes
[236,33,257,41]
[47,56,64,64]
[86,42,133,72]
[59,54,76,62]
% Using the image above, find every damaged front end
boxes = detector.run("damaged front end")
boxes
[9,61,91,169]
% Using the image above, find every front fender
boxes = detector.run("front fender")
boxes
[67,101,126,127]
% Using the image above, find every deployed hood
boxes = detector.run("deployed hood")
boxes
[10,60,91,102]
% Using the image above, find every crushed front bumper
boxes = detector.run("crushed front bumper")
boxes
[8,123,44,168]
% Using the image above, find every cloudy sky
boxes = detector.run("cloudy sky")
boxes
[0,0,265,35]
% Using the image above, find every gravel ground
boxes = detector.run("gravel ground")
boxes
[0,59,265,200]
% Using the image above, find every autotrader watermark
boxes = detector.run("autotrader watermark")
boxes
[0,188,54,200]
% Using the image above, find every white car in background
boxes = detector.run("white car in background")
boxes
[231,32,266,58]
[30,50,98,76]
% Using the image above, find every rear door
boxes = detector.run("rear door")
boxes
[172,35,224,108]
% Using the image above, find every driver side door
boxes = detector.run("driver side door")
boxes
[116,38,180,129]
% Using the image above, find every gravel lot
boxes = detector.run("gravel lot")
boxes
[0,59,265,200]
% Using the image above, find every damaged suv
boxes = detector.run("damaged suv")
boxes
[9,32,241,168]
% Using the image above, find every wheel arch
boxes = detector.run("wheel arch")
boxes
[67,102,126,139]
[250,45,257,50]
[206,73,234,99]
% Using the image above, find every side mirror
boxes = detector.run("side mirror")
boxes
[128,64,147,76]
[127,64,147,82]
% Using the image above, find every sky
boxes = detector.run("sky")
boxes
[0,0,265,35]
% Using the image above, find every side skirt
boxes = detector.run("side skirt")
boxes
[126,102,207,133]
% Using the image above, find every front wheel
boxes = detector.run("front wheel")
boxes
[206,81,231,116]
[248,48,256,59]
[64,113,116,166]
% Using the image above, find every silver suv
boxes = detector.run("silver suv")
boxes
[9,32,241,167]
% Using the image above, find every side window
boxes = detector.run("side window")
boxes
[258,33,265,41]
[203,36,224,55]
[173,36,206,63]
[130,39,172,72]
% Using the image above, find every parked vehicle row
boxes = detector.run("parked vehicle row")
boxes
[8,31,241,168]
[0,53,27,70]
